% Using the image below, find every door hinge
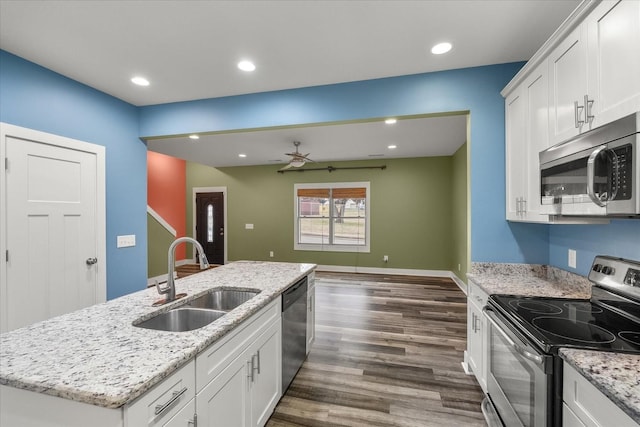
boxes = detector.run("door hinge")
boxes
[5,250,8,262]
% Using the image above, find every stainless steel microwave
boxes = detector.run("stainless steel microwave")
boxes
[539,112,639,217]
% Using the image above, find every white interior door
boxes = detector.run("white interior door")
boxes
[1,124,106,332]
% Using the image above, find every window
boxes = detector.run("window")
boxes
[294,182,370,252]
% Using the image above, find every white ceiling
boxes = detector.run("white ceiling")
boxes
[0,0,581,166]
[147,114,469,168]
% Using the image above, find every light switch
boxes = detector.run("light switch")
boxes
[245,224,254,230]
[568,249,577,268]
[117,235,136,248]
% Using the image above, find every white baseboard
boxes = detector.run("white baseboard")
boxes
[316,265,468,293]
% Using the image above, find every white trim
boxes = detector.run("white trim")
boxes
[192,186,227,264]
[0,122,107,331]
[294,181,371,253]
[147,205,177,236]
[316,265,467,293]
[146,259,189,286]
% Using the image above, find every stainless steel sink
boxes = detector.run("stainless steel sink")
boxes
[184,289,260,311]
[134,308,226,332]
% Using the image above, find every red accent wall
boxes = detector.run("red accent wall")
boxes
[147,151,186,259]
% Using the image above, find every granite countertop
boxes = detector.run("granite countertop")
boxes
[468,262,638,423]
[467,262,591,299]
[560,349,640,424]
[0,261,315,409]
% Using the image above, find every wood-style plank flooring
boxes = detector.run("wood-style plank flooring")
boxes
[267,272,486,427]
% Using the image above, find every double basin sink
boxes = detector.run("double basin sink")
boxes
[134,289,260,332]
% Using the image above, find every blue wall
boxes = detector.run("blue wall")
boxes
[0,51,147,299]
[140,63,552,267]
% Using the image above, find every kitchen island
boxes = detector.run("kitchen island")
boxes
[0,261,315,426]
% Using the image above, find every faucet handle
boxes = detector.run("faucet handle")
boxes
[155,279,170,295]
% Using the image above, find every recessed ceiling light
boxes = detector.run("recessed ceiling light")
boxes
[385,118,397,125]
[388,145,397,149]
[237,60,256,72]
[431,42,452,55]
[238,153,247,158]
[131,76,150,86]
[188,134,199,140]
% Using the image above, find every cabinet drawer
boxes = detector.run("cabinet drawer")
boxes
[468,279,489,309]
[124,359,195,427]
[196,299,280,392]
[563,362,637,427]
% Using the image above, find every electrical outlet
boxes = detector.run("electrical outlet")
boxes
[568,249,577,268]
[383,255,389,262]
[458,263,461,271]
[269,251,274,258]
[117,234,136,248]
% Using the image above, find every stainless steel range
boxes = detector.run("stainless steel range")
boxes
[482,256,640,427]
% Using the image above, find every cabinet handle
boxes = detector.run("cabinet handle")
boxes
[521,198,526,214]
[154,386,188,416]
[247,360,254,382]
[255,350,261,375]
[188,413,198,427]
[584,94,594,124]
[574,101,585,128]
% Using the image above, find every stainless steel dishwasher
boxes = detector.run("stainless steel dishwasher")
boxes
[281,276,308,392]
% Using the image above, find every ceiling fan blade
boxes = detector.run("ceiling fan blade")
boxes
[279,163,294,171]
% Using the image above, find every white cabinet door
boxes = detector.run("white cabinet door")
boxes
[249,321,282,427]
[548,25,589,145]
[524,62,550,221]
[563,362,637,427]
[505,89,527,220]
[196,355,250,427]
[587,0,640,128]
[466,280,488,393]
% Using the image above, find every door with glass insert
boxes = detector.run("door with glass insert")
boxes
[196,192,224,265]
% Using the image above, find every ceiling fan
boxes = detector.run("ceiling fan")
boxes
[280,141,314,170]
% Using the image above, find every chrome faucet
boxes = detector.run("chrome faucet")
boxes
[156,237,210,304]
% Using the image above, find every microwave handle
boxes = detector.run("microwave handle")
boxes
[587,145,607,207]
[483,307,545,367]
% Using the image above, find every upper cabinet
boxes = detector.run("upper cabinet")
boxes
[503,0,640,223]
[549,0,640,146]
[506,62,550,222]
[586,0,640,128]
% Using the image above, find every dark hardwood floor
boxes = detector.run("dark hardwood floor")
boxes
[267,272,486,427]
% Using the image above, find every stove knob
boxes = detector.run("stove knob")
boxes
[593,264,603,272]
[601,266,614,275]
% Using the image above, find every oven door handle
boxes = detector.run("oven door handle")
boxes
[483,308,545,366]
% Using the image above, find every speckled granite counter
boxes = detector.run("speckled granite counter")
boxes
[560,349,640,424]
[467,262,591,299]
[0,261,315,409]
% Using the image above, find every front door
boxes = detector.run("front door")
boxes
[2,126,105,332]
[195,192,224,265]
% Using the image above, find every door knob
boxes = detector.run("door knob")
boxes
[86,257,98,265]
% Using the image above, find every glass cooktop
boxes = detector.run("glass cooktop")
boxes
[489,294,640,354]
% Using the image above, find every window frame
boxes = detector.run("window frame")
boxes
[294,181,370,253]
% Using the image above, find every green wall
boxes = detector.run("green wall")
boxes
[186,156,465,272]
[451,142,469,283]
[147,213,176,278]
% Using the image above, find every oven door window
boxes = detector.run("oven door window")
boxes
[489,326,548,427]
